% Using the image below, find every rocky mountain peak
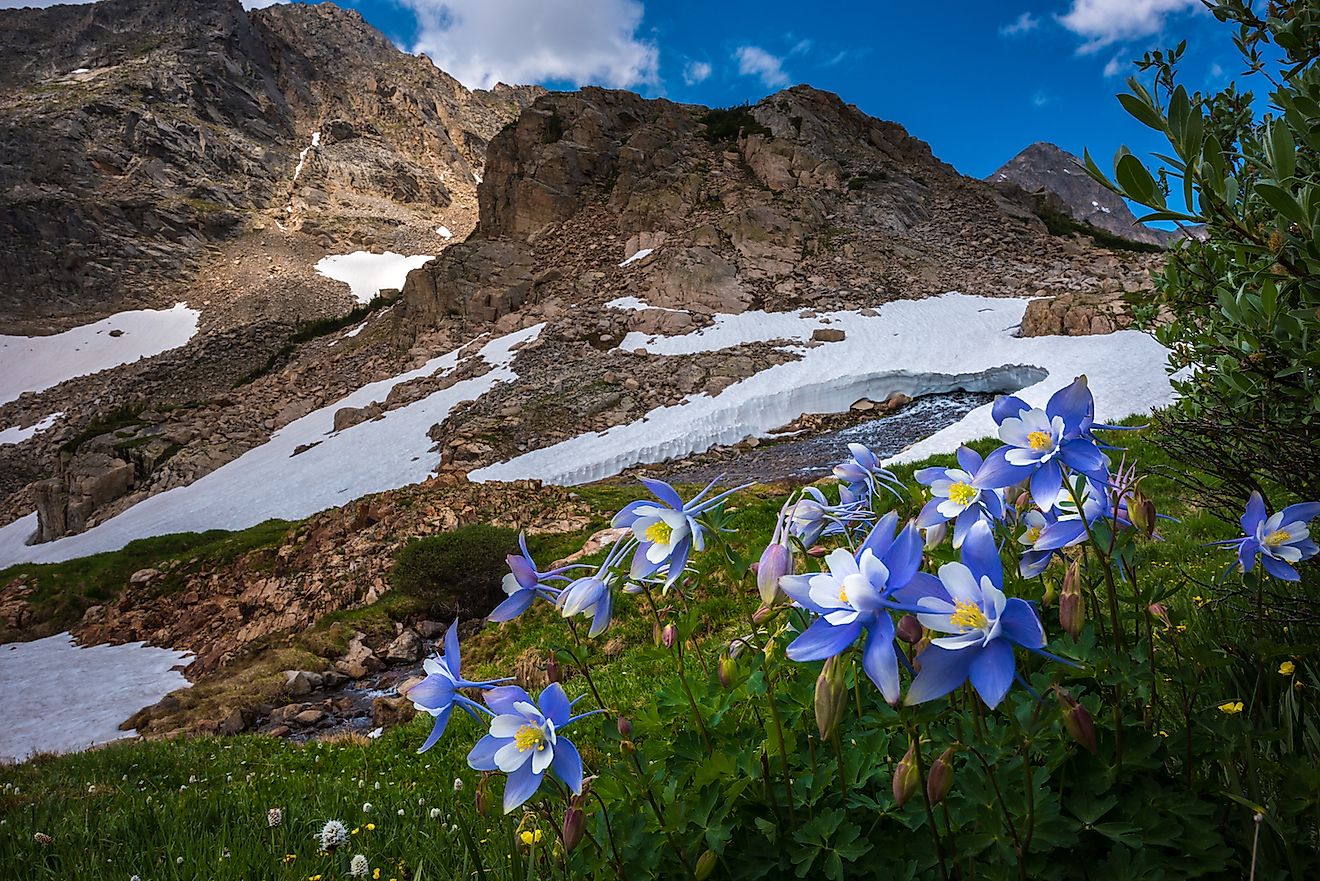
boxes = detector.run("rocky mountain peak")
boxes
[987,141,1170,247]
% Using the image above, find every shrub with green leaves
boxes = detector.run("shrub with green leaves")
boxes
[1083,0,1320,504]
[391,524,519,619]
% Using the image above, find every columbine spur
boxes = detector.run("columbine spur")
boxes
[466,683,598,813]
[488,532,584,622]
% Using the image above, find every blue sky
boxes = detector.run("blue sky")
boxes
[317,0,1246,179]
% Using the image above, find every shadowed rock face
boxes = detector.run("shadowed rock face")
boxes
[0,0,541,325]
[987,141,1171,247]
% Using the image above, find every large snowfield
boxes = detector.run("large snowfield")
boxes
[0,325,544,567]
[0,303,199,405]
[472,294,1175,484]
[0,633,191,762]
[314,252,435,304]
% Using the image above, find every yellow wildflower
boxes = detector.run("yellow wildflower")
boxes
[519,829,545,846]
[1217,701,1244,715]
[1279,661,1296,676]
[365,823,376,831]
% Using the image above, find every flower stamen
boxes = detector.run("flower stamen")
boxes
[948,482,977,507]
[645,521,673,545]
[1027,430,1053,451]
[1263,529,1290,548]
[514,724,546,752]
[949,600,989,631]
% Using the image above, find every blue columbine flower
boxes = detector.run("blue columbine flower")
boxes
[782,513,939,704]
[556,535,635,636]
[904,521,1048,708]
[915,445,1005,548]
[488,532,584,623]
[974,377,1110,509]
[467,683,597,813]
[613,476,748,586]
[410,620,513,753]
[1015,508,1060,577]
[833,442,904,503]
[787,486,872,546]
[1219,492,1320,582]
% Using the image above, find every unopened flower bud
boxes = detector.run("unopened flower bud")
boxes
[912,634,932,669]
[1059,561,1083,639]
[752,605,775,625]
[892,742,920,808]
[807,544,827,558]
[926,747,956,807]
[475,777,493,817]
[718,652,737,689]
[661,623,677,649]
[896,614,923,645]
[561,807,586,853]
[546,656,562,684]
[695,850,718,880]
[617,716,633,738]
[756,542,791,605]
[814,655,848,740]
[1015,490,1033,511]
[1041,576,1057,609]
[1054,686,1097,755]
[1129,489,1157,538]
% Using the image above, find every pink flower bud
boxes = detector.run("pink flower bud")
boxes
[926,747,956,806]
[756,542,791,605]
[617,716,633,738]
[661,623,677,649]
[752,605,775,625]
[1054,686,1097,755]
[561,807,585,853]
[896,614,923,644]
[546,656,562,684]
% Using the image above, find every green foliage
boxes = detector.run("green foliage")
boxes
[58,404,145,453]
[0,520,291,641]
[1084,0,1320,501]
[541,110,567,144]
[1030,196,1166,254]
[235,295,398,387]
[391,524,520,618]
[699,103,772,144]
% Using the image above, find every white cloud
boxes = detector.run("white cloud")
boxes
[400,0,659,90]
[243,0,290,8]
[999,12,1040,37]
[1031,90,1051,108]
[734,45,790,88]
[683,60,712,85]
[0,0,285,7]
[1103,55,1126,77]
[1058,0,1200,54]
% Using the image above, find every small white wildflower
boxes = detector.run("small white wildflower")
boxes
[34,832,52,845]
[453,777,464,791]
[188,775,197,784]
[319,819,348,851]
[350,854,369,877]
[267,808,283,828]
[429,808,442,820]
[397,809,404,817]
[374,781,380,790]
[176,856,184,865]
[362,802,373,814]
[130,875,141,881]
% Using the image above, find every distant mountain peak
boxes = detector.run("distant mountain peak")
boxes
[988,142,1170,247]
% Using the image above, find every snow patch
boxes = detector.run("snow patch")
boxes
[0,304,199,406]
[436,226,453,239]
[471,294,1173,486]
[314,252,434,305]
[604,296,687,315]
[0,633,191,762]
[70,67,90,74]
[291,130,321,184]
[0,412,63,446]
[0,325,544,566]
[345,321,368,338]
[619,248,653,267]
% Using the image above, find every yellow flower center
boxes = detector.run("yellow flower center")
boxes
[514,724,546,752]
[1263,529,1290,548]
[1027,430,1053,451]
[838,586,849,604]
[645,520,674,545]
[948,482,977,507]
[1024,526,1042,544]
[949,600,989,631]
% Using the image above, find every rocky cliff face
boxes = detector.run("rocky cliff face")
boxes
[987,141,1170,247]
[0,0,539,328]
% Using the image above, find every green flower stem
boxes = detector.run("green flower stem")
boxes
[626,747,697,879]
[906,720,951,881]
[637,580,714,753]
[564,617,609,713]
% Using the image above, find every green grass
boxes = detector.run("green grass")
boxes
[0,422,1266,879]
[0,520,292,642]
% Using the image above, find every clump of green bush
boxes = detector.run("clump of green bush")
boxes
[391,524,520,618]
[699,103,771,143]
